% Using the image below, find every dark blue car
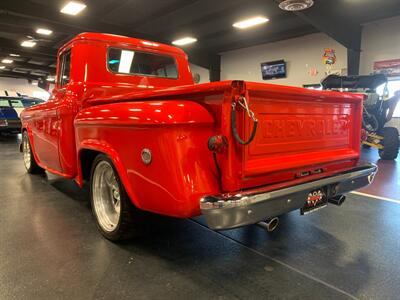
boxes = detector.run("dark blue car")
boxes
[0,97,44,134]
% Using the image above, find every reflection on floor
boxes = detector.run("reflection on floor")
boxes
[359,148,399,200]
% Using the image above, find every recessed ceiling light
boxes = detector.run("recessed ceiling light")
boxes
[21,40,37,47]
[9,53,20,57]
[36,28,53,35]
[60,2,87,15]
[233,16,269,29]
[0,66,5,69]
[2,59,13,64]
[172,37,197,46]
[279,0,314,11]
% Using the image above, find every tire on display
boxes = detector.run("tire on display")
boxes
[22,131,44,174]
[378,127,399,160]
[90,154,138,241]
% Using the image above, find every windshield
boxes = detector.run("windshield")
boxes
[107,48,178,79]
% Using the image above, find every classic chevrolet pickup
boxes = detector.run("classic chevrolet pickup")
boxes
[20,33,377,240]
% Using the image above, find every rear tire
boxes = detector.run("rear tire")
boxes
[379,127,399,160]
[22,131,44,174]
[90,154,139,241]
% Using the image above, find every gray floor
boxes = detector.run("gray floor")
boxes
[1,134,400,300]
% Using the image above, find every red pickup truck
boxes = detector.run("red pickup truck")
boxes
[20,33,376,241]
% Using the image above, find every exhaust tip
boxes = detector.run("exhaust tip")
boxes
[257,217,280,232]
[328,195,346,206]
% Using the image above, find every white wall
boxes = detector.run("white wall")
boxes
[0,77,50,100]
[221,33,347,87]
[360,16,400,76]
[189,63,210,84]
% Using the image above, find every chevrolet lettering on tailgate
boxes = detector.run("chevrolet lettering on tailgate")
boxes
[262,116,350,140]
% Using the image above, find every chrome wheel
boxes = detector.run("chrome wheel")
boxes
[23,134,31,170]
[92,160,121,232]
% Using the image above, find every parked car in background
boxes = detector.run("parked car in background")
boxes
[0,97,44,134]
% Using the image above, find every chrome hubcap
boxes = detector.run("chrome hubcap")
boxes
[92,161,121,232]
[23,134,31,170]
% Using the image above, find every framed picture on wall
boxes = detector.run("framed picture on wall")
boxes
[261,60,287,80]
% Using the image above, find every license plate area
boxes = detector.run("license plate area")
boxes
[301,188,328,215]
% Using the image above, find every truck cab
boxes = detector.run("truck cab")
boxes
[21,33,377,241]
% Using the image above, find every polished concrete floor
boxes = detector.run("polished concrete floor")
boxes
[358,148,400,200]
[1,134,400,299]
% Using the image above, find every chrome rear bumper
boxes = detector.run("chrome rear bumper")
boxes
[200,163,377,230]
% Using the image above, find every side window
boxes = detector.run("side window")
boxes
[0,99,10,107]
[9,100,24,108]
[58,50,71,87]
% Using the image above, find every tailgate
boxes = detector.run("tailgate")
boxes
[220,81,363,192]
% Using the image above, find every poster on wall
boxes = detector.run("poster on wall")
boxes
[373,59,400,77]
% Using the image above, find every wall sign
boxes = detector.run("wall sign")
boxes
[322,48,336,66]
[373,59,400,77]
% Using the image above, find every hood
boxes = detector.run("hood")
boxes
[321,74,387,90]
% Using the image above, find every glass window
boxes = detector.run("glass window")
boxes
[376,79,400,117]
[0,99,10,107]
[22,99,43,107]
[58,50,71,87]
[107,48,178,79]
[9,99,24,108]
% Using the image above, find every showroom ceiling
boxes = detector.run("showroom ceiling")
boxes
[0,0,400,83]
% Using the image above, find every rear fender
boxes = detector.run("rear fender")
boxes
[74,99,218,216]
[77,141,141,208]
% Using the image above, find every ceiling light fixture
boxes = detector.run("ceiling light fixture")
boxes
[21,40,37,48]
[233,16,269,29]
[60,1,87,15]
[172,37,197,46]
[1,59,13,64]
[36,28,53,35]
[278,0,314,11]
[9,53,20,57]
[0,66,5,69]
[46,76,55,82]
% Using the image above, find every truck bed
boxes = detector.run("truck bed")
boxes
[85,80,364,193]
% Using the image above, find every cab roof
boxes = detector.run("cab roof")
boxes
[59,32,187,56]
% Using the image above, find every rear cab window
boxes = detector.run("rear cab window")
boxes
[107,47,178,79]
[58,49,71,87]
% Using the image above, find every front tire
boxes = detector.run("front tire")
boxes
[90,154,138,241]
[379,127,399,160]
[22,131,44,174]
